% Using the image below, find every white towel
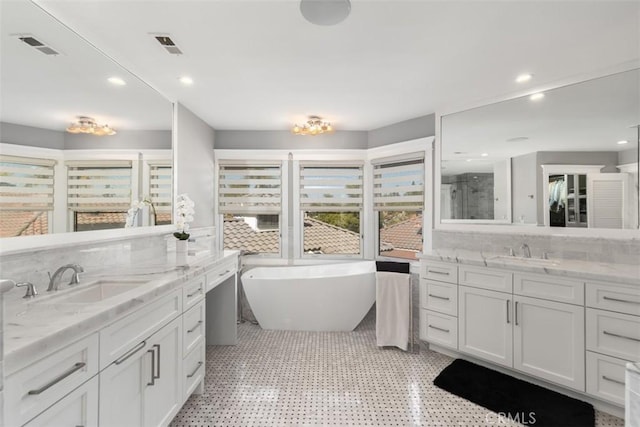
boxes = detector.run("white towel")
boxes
[375,271,410,351]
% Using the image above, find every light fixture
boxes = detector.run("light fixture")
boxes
[66,116,116,136]
[515,73,533,83]
[300,0,351,26]
[292,116,333,136]
[179,76,194,86]
[529,92,545,101]
[107,77,126,86]
[481,153,489,157]
[617,140,629,145]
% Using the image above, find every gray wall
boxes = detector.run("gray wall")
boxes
[215,113,436,150]
[175,103,215,228]
[65,129,171,150]
[215,130,368,150]
[618,147,639,165]
[0,122,64,149]
[1,121,171,150]
[511,152,538,224]
[368,114,436,148]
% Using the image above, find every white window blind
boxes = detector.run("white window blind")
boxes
[66,160,132,211]
[148,162,172,213]
[300,164,363,212]
[0,155,56,210]
[373,155,425,211]
[218,164,281,214]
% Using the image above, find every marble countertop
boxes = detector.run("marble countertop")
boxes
[419,249,640,286]
[3,249,239,375]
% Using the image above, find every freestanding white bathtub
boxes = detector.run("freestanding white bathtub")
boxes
[241,261,376,331]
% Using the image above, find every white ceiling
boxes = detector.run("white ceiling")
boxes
[25,0,640,132]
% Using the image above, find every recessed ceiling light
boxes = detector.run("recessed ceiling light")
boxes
[179,76,194,86]
[481,153,489,157]
[617,140,629,145]
[506,136,529,142]
[530,92,545,101]
[466,159,473,162]
[516,73,533,83]
[107,77,126,86]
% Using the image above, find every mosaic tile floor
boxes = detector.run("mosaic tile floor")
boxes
[172,310,624,427]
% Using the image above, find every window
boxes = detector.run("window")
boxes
[0,155,55,237]
[300,164,363,255]
[148,163,172,225]
[373,156,424,260]
[219,164,282,254]
[66,160,132,232]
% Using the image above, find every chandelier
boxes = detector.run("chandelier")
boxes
[66,116,116,136]
[292,116,333,136]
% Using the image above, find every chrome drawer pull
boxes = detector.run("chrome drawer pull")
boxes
[506,300,510,324]
[147,348,156,386]
[602,375,625,385]
[515,301,519,326]
[427,270,449,275]
[187,320,203,333]
[187,361,204,378]
[28,362,86,395]
[186,289,202,298]
[603,296,640,305]
[428,294,450,301]
[114,340,146,365]
[603,330,640,342]
[153,344,161,380]
[219,270,230,276]
[428,324,450,333]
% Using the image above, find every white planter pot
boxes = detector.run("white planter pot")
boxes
[176,239,188,266]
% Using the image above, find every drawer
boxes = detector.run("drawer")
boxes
[586,351,628,406]
[586,308,640,361]
[420,309,458,350]
[183,300,206,356]
[100,289,182,369]
[459,265,512,293]
[206,258,237,292]
[420,279,457,316]
[24,375,98,427]
[514,273,584,305]
[586,281,640,316]
[5,333,99,427]
[420,260,457,284]
[183,342,206,401]
[183,276,206,312]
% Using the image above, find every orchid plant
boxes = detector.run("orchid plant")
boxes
[125,196,156,228]
[174,193,195,240]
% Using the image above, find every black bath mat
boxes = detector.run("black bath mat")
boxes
[433,359,594,427]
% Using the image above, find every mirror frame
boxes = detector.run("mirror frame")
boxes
[434,61,640,239]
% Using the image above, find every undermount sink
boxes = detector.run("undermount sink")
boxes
[489,255,560,266]
[41,279,147,304]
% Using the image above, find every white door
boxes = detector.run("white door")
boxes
[587,173,626,229]
[144,317,183,427]
[513,295,585,391]
[458,285,513,367]
[99,340,150,427]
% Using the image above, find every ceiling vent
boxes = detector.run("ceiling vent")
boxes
[16,35,59,55]
[152,34,182,55]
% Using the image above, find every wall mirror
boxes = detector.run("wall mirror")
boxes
[440,68,639,230]
[0,0,173,238]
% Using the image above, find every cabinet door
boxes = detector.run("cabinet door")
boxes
[25,376,98,427]
[99,340,150,427]
[144,316,183,427]
[513,295,585,391]
[458,285,512,367]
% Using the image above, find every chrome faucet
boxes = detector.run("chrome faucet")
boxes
[520,243,531,258]
[47,264,84,291]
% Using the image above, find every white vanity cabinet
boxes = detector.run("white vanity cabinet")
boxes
[586,280,640,406]
[419,260,458,349]
[99,290,183,427]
